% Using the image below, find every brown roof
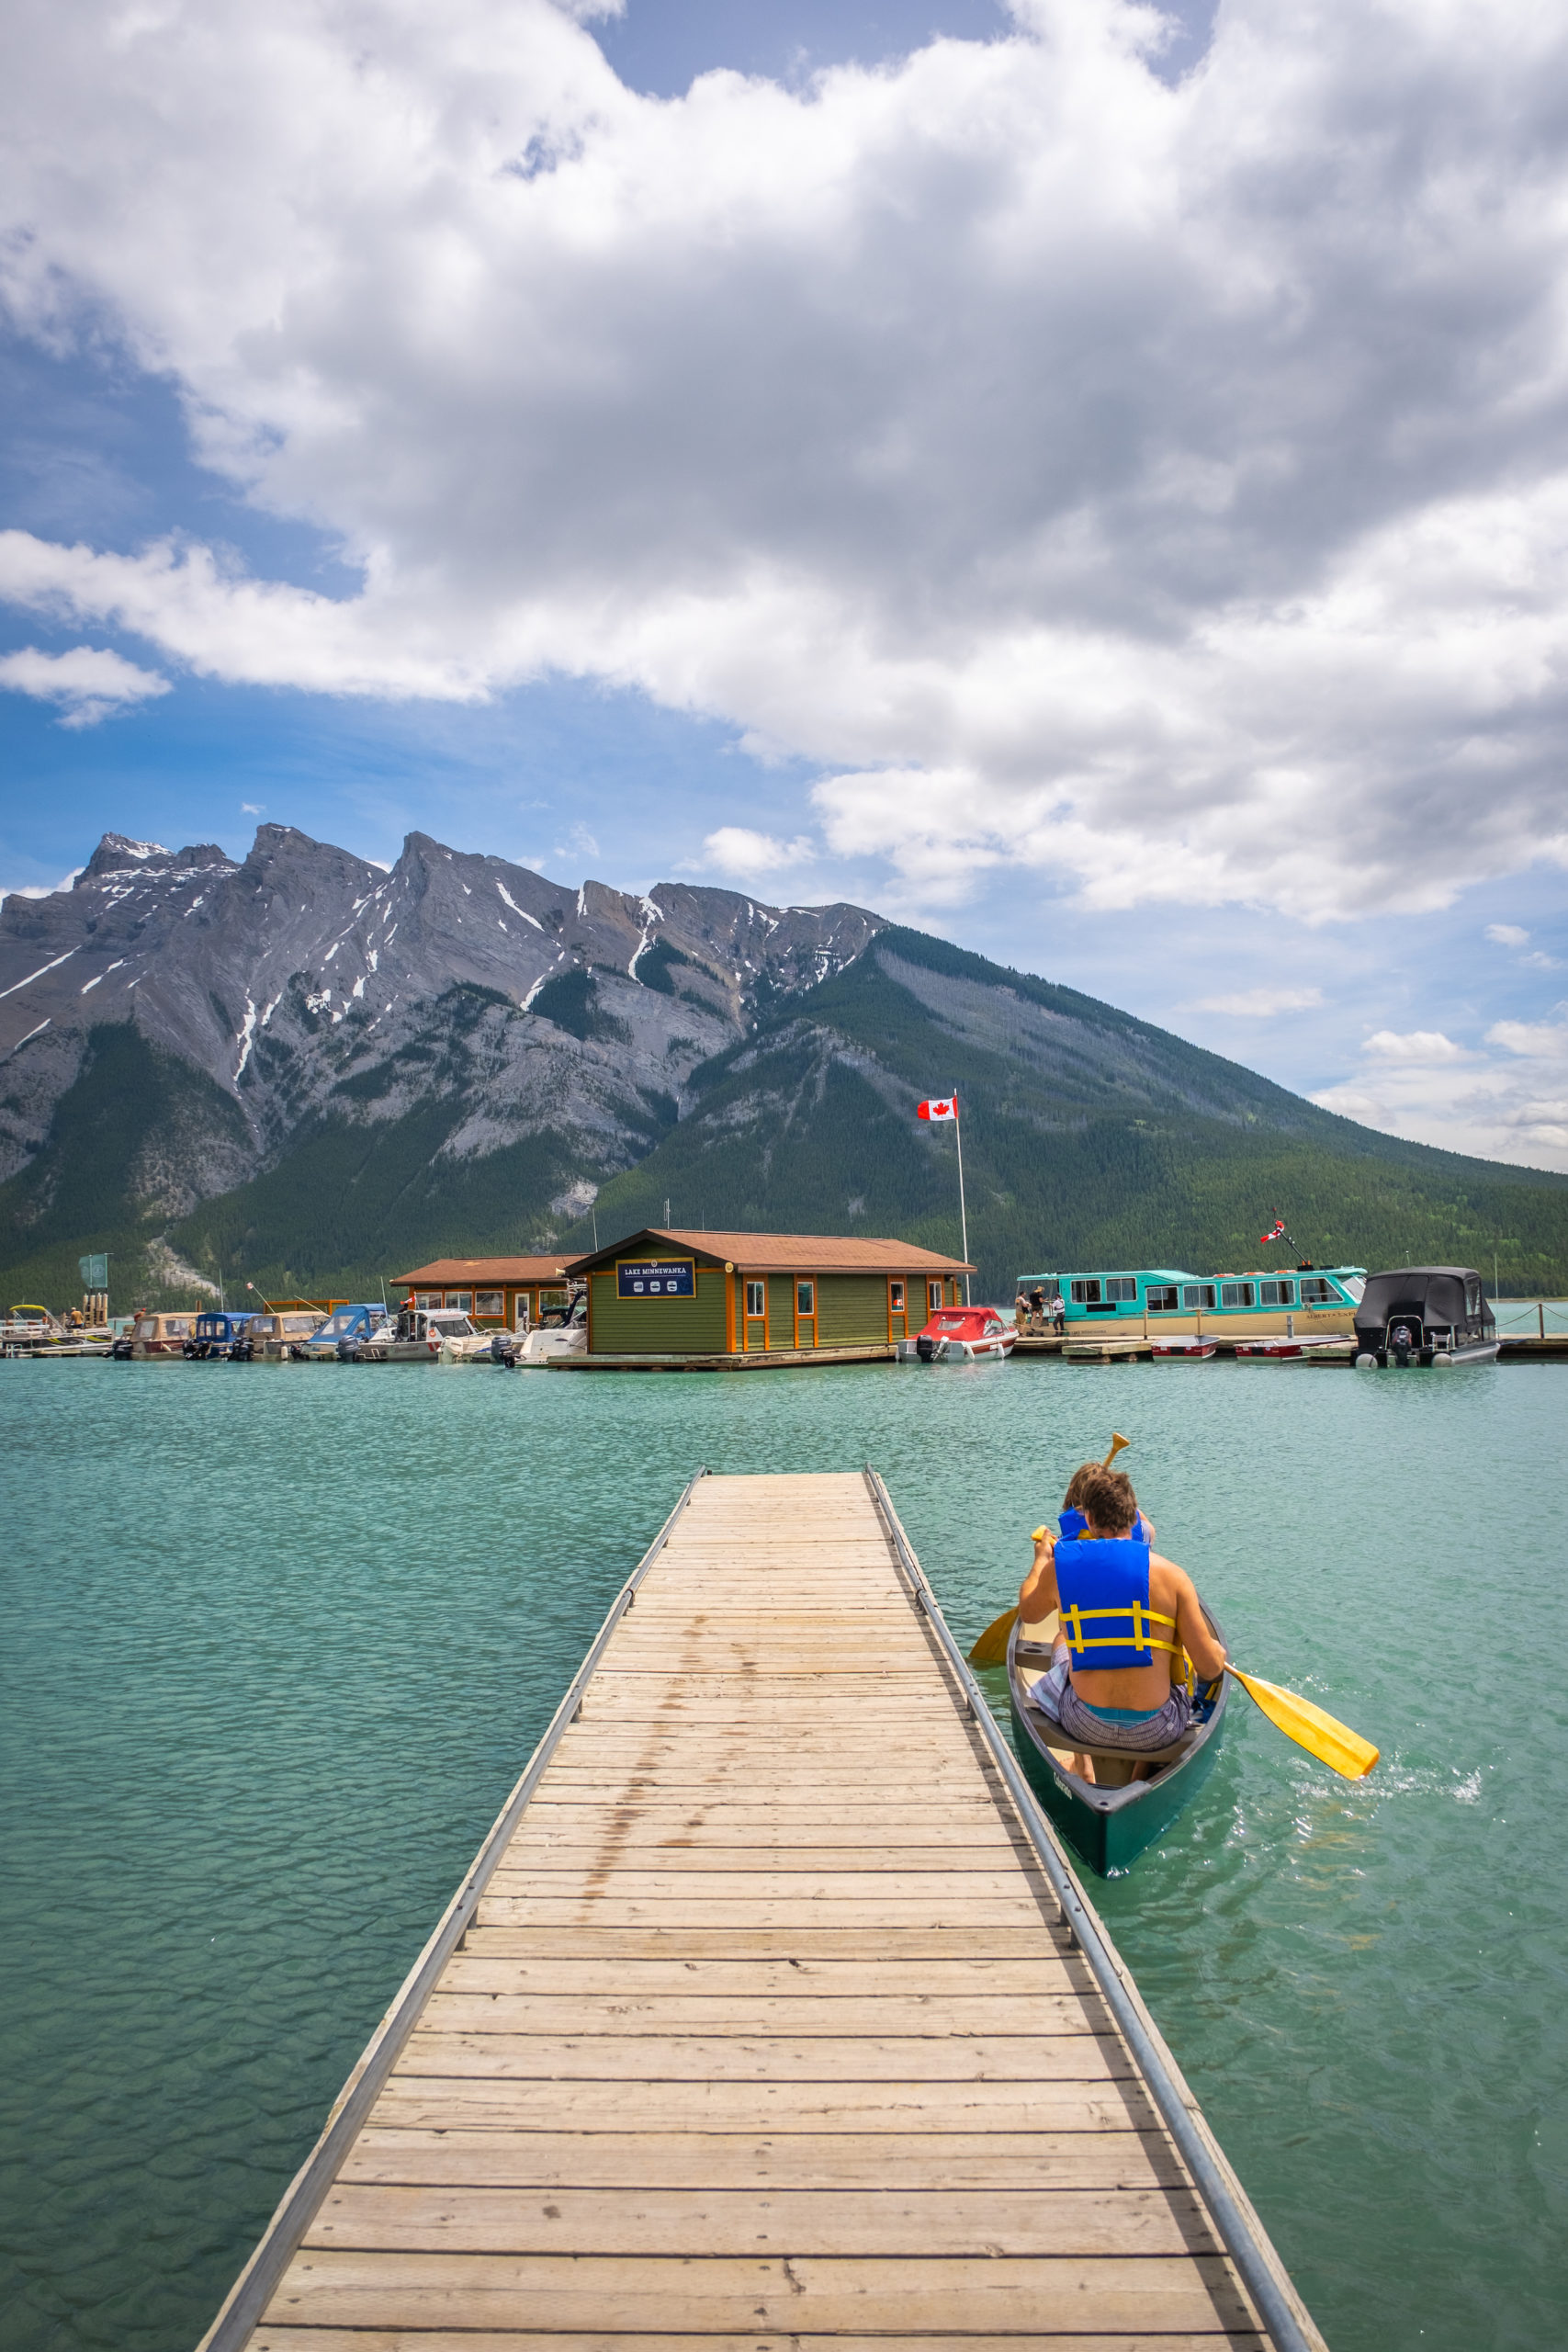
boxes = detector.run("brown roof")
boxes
[392,1256,569,1286]
[564,1228,974,1276]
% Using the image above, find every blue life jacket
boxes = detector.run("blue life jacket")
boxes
[1054,1533,1180,1671]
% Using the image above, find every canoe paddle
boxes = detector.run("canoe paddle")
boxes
[1224,1667,1379,1779]
[966,1431,1130,1667]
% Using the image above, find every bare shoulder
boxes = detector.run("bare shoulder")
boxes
[1148,1551,1197,1602]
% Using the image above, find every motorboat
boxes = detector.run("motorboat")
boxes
[894,1306,1015,1363]
[296,1303,389,1361]
[240,1307,328,1360]
[1151,1336,1217,1360]
[1353,1267,1500,1368]
[362,1306,491,1363]
[121,1310,199,1359]
[502,1296,590,1366]
[183,1310,258,1359]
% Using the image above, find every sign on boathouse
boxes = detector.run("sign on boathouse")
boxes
[617,1256,696,1299]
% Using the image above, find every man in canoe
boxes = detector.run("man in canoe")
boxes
[1018,1464,1226,1777]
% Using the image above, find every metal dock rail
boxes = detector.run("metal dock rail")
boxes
[200,1469,1325,2352]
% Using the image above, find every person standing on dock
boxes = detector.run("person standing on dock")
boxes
[1018,1466,1226,1777]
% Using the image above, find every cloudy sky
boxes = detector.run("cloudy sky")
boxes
[2,0,1566,1167]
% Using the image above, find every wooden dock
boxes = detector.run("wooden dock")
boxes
[201,1470,1325,2352]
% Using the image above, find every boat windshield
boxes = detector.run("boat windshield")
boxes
[431,1314,476,1337]
[316,1306,369,1337]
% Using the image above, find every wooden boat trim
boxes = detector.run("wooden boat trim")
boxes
[862,1465,1316,2352]
[194,1466,711,2352]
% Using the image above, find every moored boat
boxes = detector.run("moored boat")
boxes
[894,1306,1015,1363]
[1006,1608,1229,1875]
[1152,1336,1217,1359]
[1234,1336,1351,1362]
[124,1309,198,1359]
[1353,1266,1500,1368]
[1022,1263,1366,1346]
[361,1305,491,1362]
[183,1309,258,1359]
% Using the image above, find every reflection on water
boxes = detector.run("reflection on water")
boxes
[1,1354,1562,2351]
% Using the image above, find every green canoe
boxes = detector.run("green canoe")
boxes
[1007,1608,1229,1876]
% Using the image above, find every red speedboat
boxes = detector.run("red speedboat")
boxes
[895,1306,1016,1363]
[1152,1335,1217,1359]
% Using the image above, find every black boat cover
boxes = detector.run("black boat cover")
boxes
[1354,1266,1493,1342]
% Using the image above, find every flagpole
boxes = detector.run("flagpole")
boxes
[954,1091,971,1305]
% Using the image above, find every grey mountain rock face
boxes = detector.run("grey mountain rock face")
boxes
[0,825,884,1211]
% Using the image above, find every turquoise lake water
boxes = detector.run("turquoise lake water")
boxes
[2,1354,1562,2351]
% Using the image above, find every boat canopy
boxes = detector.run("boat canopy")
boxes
[314,1304,383,1338]
[1355,1267,1491,1336]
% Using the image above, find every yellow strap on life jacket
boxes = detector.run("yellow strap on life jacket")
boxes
[1060,1601,1182,1657]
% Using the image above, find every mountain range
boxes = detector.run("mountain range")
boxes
[3,824,1565,1309]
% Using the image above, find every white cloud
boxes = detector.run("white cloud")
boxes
[1313,1019,1568,1170]
[701,827,818,878]
[1361,1029,1472,1064]
[241,800,265,814]
[1486,1016,1568,1058]
[4,0,1568,910]
[0,642,170,726]
[0,865,82,909]
[1485,924,1530,948]
[1194,987,1324,1018]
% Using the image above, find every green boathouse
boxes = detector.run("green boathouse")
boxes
[563,1228,975,1363]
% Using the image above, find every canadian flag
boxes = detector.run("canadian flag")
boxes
[918,1095,958,1122]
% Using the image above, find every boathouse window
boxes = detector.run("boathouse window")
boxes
[745,1281,765,1317]
[1220,1281,1255,1308]
[475,1290,503,1317]
[446,1291,474,1313]
[1146,1285,1179,1312]
[538,1289,569,1316]
[1070,1279,1101,1304]
[1181,1283,1216,1309]
[414,1291,441,1309]
[796,1282,815,1317]
[889,1280,905,1312]
[1259,1280,1295,1306]
[929,1280,945,1312]
[1299,1277,1334,1306]
[1106,1277,1137,1302]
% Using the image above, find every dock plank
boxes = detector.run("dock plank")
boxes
[203,1469,1315,2352]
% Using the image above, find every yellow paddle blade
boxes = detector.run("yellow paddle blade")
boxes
[966,1606,1018,1668]
[1103,1431,1130,1466]
[1228,1666,1380,1780]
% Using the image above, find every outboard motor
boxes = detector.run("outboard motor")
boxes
[111,1333,134,1360]
[336,1334,363,1362]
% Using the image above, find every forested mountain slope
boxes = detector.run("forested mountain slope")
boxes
[558,931,1568,1296]
[2,837,1564,1308]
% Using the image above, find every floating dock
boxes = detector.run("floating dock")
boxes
[200,1470,1325,2352]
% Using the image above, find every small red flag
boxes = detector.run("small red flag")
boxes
[919,1096,958,1122]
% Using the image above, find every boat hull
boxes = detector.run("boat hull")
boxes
[1007,1613,1229,1876]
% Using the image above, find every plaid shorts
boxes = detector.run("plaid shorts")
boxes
[1027,1657,1192,1751]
